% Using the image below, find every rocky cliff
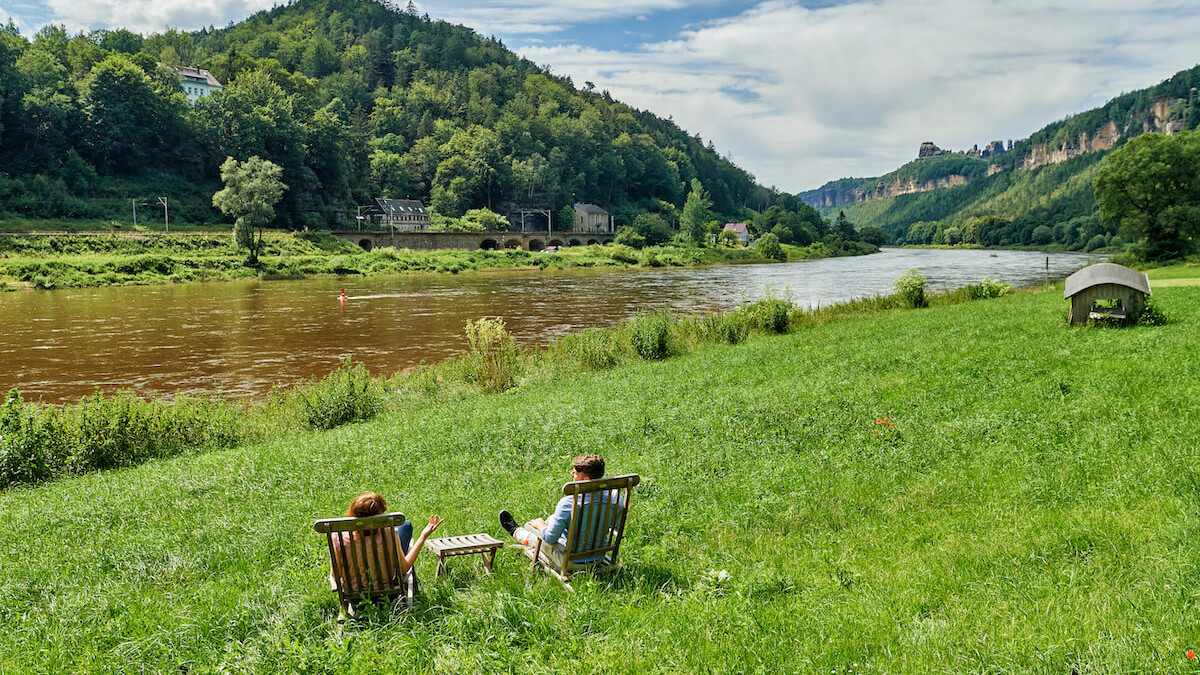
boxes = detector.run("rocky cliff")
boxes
[803,174,971,208]
[802,87,1198,209]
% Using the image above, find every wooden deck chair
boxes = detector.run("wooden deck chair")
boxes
[314,512,415,618]
[526,473,640,589]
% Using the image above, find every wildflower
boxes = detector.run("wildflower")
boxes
[1188,649,1197,660]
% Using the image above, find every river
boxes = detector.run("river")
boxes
[0,248,1096,403]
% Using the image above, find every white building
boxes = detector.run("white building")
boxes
[166,65,223,103]
[722,222,750,245]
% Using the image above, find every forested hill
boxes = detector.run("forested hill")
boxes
[0,0,770,228]
[800,63,1200,250]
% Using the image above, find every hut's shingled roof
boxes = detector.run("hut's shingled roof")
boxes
[1063,263,1151,299]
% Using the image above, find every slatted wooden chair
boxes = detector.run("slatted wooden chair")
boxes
[526,473,640,589]
[314,511,415,618]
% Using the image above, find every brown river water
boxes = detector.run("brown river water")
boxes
[0,248,1096,403]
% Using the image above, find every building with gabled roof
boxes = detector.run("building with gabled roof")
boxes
[164,65,223,103]
[361,198,431,231]
[573,203,610,233]
[722,222,750,245]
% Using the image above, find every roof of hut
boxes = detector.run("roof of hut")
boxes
[1063,263,1151,299]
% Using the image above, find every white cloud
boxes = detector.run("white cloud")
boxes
[523,0,1200,190]
[40,0,275,34]
[422,0,694,35]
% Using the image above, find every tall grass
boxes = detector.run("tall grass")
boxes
[295,358,386,430]
[461,318,522,392]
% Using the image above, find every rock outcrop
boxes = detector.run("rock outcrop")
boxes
[802,173,972,208]
[803,94,1195,209]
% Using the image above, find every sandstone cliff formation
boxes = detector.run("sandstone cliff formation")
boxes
[802,91,1196,209]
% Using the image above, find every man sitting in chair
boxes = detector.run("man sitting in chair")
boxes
[499,453,622,567]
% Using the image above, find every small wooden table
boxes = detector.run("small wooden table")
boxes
[424,533,504,579]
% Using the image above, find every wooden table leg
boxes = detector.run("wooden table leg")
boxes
[435,554,446,579]
[482,548,496,575]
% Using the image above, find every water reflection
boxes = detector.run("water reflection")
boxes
[0,248,1096,402]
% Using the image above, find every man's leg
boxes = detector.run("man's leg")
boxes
[396,521,413,554]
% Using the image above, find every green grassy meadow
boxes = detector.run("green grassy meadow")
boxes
[2,278,1199,673]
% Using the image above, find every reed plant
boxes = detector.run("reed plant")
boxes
[625,309,677,360]
[461,317,523,392]
[294,357,386,430]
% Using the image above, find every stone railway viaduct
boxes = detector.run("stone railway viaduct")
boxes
[330,230,615,252]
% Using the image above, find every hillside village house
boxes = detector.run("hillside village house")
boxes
[361,198,431,231]
[722,222,750,245]
[573,203,611,233]
[165,65,223,103]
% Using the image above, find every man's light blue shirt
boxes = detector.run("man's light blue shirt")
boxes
[540,491,626,550]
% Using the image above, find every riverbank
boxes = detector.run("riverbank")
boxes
[0,230,876,290]
[2,267,1197,672]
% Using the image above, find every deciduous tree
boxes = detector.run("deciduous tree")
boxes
[1095,130,1200,260]
[213,156,287,266]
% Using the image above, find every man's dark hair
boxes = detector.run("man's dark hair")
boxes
[572,454,605,480]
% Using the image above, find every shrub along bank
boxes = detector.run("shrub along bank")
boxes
[0,268,1197,673]
[0,231,872,290]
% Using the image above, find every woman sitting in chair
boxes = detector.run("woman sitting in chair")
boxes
[332,492,442,591]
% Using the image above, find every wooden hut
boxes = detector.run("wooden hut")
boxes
[1063,263,1151,325]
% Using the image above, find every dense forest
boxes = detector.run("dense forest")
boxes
[812,63,1200,251]
[0,0,813,235]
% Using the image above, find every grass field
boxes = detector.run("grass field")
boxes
[1,274,1198,673]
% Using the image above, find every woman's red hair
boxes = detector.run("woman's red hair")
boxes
[346,492,387,518]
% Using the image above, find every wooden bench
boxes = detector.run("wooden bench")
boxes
[424,533,504,579]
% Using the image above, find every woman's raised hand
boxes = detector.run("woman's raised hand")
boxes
[421,514,444,536]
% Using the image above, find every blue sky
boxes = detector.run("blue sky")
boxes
[4,0,1200,192]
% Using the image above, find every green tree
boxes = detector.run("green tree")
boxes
[833,211,857,241]
[1095,130,1200,260]
[680,178,713,245]
[461,207,508,230]
[213,156,288,266]
[631,212,672,246]
[80,54,163,173]
[858,226,887,246]
[755,232,786,261]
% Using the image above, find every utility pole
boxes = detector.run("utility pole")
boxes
[157,197,169,233]
[132,198,137,228]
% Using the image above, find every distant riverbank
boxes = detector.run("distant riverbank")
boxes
[0,230,876,290]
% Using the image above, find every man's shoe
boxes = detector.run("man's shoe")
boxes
[499,510,518,536]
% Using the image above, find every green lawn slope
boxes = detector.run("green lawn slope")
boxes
[3,278,1199,673]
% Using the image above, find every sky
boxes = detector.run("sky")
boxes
[4,0,1200,192]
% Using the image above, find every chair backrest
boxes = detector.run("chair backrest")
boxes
[314,512,407,606]
[558,474,640,572]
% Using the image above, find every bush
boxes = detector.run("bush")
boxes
[738,294,794,334]
[614,227,647,249]
[964,277,1013,300]
[0,390,52,486]
[462,318,522,392]
[1138,297,1168,326]
[894,268,928,308]
[296,358,386,430]
[694,313,749,345]
[558,328,623,370]
[638,248,663,267]
[627,310,675,361]
[755,232,786,261]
